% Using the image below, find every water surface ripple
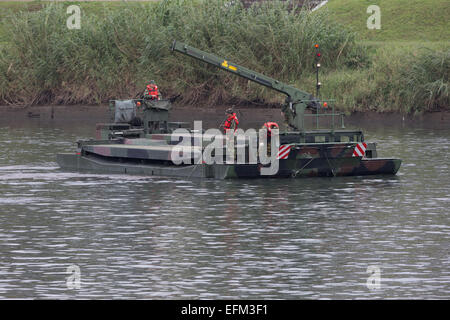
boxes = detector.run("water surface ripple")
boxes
[0,122,448,299]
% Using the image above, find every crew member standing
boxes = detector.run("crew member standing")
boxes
[261,122,279,156]
[222,108,239,163]
[145,80,160,100]
[222,108,239,134]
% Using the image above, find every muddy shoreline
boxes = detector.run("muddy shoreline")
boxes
[1,104,449,130]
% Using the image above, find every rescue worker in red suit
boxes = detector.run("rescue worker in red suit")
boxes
[222,108,239,134]
[222,108,239,163]
[145,80,159,100]
[262,122,279,137]
[261,122,279,157]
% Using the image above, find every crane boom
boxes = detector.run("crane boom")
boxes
[171,40,319,131]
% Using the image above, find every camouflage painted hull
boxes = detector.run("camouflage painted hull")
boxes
[56,153,401,179]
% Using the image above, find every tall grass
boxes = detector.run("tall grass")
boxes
[0,1,448,113]
[0,0,359,105]
[402,48,449,112]
[316,44,450,113]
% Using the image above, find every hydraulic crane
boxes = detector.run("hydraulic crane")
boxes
[171,40,321,132]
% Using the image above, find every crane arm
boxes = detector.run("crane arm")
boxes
[171,40,312,101]
[171,40,318,131]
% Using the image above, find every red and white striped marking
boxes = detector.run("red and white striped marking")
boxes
[352,142,367,157]
[277,144,292,160]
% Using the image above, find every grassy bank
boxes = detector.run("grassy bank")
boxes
[0,0,449,113]
[0,1,360,105]
[315,43,449,113]
[318,0,450,112]
[325,0,450,41]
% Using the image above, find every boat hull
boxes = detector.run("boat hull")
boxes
[56,153,401,179]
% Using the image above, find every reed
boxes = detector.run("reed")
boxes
[0,0,359,105]
[0,1,448,113]
[402,48,449,112]
[314,44,449,113]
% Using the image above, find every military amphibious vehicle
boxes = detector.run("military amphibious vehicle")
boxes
[56,41,402,179]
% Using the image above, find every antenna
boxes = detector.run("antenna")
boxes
[314,43,321,99]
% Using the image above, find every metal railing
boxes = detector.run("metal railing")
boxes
[302,99,345,131]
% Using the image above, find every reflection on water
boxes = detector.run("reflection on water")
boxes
[0,117,449,299]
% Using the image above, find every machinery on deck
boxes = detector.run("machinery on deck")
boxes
[56,41,401,179]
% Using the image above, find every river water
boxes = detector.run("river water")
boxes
[0,108,448,299]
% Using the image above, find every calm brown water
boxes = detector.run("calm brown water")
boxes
[0,108,448,299]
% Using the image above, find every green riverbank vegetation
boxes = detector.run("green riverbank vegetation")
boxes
[0,0,448,113]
